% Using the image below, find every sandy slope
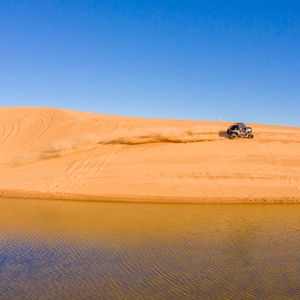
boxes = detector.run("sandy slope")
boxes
[0,107,299,203]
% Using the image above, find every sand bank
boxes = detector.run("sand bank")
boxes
[0,107,299,203]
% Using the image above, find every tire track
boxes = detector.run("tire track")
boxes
[10,117,22,144]
[21,110,55,148]
[0,121,7,144]
[74,118,138,191]
[0,114,32,148]
[97,117,138,173]
[16,114,36,149]
[44,118,128,193]
[260,143,300,197]
[0,112,55,165]
[65,121,124,189]
[34,111,55,142]
[0,119,14,145]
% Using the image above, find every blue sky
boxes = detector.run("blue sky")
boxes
[0,0,299,126]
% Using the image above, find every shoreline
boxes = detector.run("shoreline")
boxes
[1,189,300,204]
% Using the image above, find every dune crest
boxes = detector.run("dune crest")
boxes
[0,107,300,203]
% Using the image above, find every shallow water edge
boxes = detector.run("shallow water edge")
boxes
[1,190,300,204]
[1,199,300,299]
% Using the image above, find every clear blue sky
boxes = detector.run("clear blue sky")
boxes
[0,1,299,126]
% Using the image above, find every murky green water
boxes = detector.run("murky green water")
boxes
[0,199,300,299]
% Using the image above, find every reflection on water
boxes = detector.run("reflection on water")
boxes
[0,199,300,299]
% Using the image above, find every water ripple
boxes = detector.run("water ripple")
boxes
[0,199,300,299]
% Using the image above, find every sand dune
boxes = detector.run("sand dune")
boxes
[0,107,300,203]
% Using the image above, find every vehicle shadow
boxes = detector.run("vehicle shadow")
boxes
[219,131,230,139]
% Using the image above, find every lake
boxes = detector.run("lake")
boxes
[0,198,300,299]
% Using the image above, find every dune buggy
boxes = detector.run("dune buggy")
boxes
[227,123,254,139]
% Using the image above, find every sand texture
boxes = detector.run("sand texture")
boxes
[0,107,299,203]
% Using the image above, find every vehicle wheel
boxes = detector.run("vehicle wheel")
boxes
[230,134,236,139]
[248,134,254,139]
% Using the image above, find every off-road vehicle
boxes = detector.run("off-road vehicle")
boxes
[227,123,254,139]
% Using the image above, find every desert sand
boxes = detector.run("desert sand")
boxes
[0,107,299,203]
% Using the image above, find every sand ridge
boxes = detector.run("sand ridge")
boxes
[0,107,300,203]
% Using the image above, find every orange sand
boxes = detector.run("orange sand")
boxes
[0,107,299,203]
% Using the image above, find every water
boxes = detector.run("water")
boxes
[0,199,300,299]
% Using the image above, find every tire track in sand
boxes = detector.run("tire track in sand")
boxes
[0,121,8,144]
[260,143,300,198]
[61,121,123,190]
[0,111,55,166]
[72,117,138,192]
[45,117,137,194]
[0,120,15,145]
[34,111,55,142]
